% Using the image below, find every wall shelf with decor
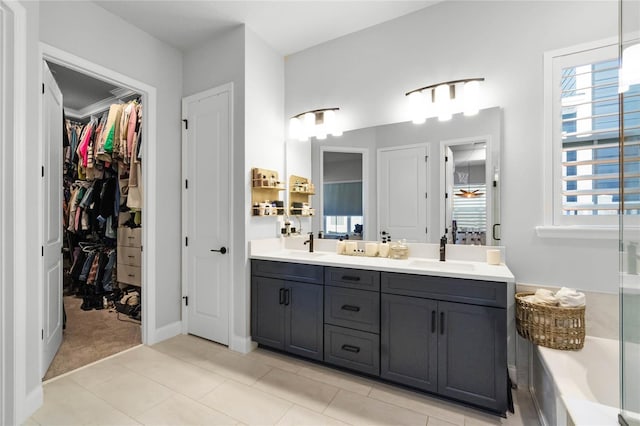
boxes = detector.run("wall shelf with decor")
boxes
[251,167,285,216]
[289,175,315,216]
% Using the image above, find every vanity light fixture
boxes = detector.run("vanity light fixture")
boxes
[406,78,484,123]
[289,108,342,141]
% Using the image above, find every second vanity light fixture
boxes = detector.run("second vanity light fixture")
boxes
[406,78,484,123]
[289,108,343,141]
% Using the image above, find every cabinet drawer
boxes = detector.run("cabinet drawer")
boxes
[324,325,380,376]
[117,227,142,248]
[381,272,506,308]
[325,267,380,291]
[325,286,380,333]
[117,246,141,267]
[117,264,141,286]
[251,260,324,284]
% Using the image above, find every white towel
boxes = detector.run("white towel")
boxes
[533,288,559,306]
[555,287,586,307]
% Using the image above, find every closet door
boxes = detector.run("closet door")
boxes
[41,61,64,377]
[183,85,232,345]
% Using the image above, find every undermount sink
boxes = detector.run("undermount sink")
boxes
[277,250,328,259]
[408,259,475,272]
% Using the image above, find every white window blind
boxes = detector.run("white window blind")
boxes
[551,43,640,225]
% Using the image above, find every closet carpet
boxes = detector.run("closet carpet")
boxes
[43,295,141,381]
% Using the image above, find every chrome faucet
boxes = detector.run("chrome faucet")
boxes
[304,232,314,253]
[440,234,447,262]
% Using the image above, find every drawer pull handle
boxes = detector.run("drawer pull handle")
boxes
[341,304,360,312]
[440,312,445,335]
[341,275,361,282]
[127,236,135,239]
[127,255,135,258]
[341,344,360,353]
[128,274,135,277]
[284,289,290,306]
[431,310,436,333]
[279,288,285,305]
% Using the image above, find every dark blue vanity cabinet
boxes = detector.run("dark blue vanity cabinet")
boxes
[251,261,324,361]
[380,272,508,414]
[250,259,508,415]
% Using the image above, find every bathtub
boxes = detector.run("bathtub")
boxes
[531,336,621,425]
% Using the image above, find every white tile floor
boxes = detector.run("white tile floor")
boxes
[29,334,541,426]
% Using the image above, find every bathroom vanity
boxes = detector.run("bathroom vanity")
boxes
[250,239,515,415]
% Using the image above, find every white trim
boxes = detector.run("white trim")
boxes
[64,88,136,121]
[151,321,182,344]
[23,386,43,421]
[11,0,27,422]
[181,83,235,347]
[38,43,158,347]
[543,37,622,229]
[231,335,256,354]
[319,146,369,240]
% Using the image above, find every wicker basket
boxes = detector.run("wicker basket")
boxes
[515,292,585,350]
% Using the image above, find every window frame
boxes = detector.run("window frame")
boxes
[541,37,639,237]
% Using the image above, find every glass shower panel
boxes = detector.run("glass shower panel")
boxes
[620,1,640,424]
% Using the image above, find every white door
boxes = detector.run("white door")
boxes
[183,85,232,345]
[378,145,428,242]
[42,61,64,377]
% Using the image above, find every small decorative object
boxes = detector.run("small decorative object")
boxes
[389,240,409,260]
[365,243,378,257]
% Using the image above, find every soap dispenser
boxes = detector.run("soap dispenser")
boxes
[440,234,447,262]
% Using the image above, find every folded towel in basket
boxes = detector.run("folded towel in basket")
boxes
[555,287,586,307]
[532,288,558,306]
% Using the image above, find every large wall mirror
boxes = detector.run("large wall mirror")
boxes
[307,107,502,245]
[320,149,367,240]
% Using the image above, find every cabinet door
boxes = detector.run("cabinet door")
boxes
[251,276,285,350]
[437,301,507,412]
[285,281,323,361]
[381,294,438,392]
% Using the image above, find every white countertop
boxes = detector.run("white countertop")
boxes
[249,237,515,283]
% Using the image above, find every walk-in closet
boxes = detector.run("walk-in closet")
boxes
[43,61,144,380]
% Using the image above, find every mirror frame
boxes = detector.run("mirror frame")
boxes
[319,146,370,240]
[439,134,500,245]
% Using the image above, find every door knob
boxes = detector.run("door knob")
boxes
[210,247,227,254]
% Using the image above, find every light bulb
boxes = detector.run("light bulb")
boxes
[289,117,301,140]
[435,84,452,121]
[303,112,315,138]
[408,91,426,124]
[463,80,480,116]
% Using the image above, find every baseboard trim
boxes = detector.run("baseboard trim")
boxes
[20,385,43,424]
[149,321,182,345]
[230,335,256,354]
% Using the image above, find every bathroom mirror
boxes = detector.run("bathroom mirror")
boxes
[307,107,502,245]
[320,149,366,240]
[441,138,499,245]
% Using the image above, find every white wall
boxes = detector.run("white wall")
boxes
[288,1,619,293]
[183,25,285,351]
[245,27,285,241]
[183,25,248,350]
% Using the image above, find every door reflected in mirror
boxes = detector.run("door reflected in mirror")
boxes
[321,151,364,240]
[442,137,498,245]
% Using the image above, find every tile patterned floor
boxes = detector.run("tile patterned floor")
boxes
[29,334,541,425]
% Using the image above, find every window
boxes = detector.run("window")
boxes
[323,182,363,237]
[547,41,640,227]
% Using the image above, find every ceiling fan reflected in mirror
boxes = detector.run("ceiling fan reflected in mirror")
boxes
[454,143,485,198]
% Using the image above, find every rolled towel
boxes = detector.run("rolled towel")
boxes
[533,288,559,306]
[555,287,586,307]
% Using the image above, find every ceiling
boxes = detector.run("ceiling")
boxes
[94,1,438,55]
[47,62,119,111]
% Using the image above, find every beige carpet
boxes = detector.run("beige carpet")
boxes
[43,295,141,381]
